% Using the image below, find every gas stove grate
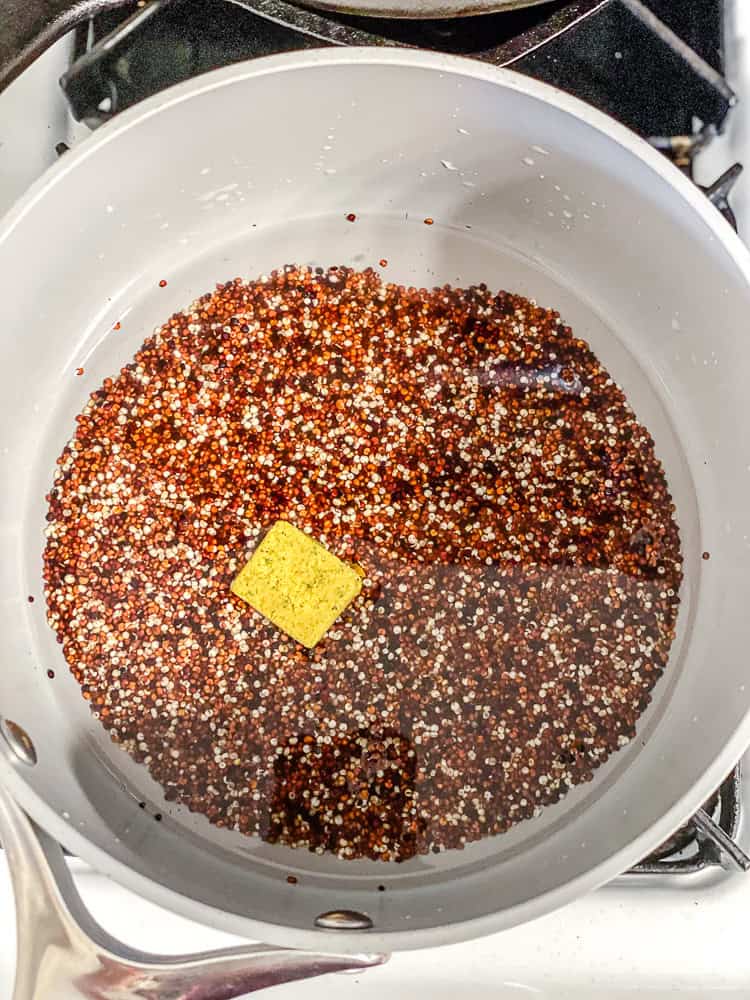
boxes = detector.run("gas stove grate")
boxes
[628,766,749,874]
[62,0,733,145]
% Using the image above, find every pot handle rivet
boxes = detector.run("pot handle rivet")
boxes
[315,910,374,930]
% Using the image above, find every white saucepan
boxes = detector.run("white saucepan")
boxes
[1,50,750,970]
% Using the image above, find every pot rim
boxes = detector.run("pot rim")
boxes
[2,47,749,953]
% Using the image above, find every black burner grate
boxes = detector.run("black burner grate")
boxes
[629,767,748,874]
[63,0,734,146]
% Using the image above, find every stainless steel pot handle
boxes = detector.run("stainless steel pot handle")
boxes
[0,783,387,1000]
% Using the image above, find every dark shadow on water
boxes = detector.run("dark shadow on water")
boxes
[263,728,425,862]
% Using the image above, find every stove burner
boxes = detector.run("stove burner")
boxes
[59,0,734,148]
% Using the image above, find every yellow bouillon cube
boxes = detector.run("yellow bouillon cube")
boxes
[231,521,362,648]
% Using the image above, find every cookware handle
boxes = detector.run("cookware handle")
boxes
[0,783,387,1000]
[0,0,134,94]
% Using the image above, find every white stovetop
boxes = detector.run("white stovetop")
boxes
[2,5,750,998]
